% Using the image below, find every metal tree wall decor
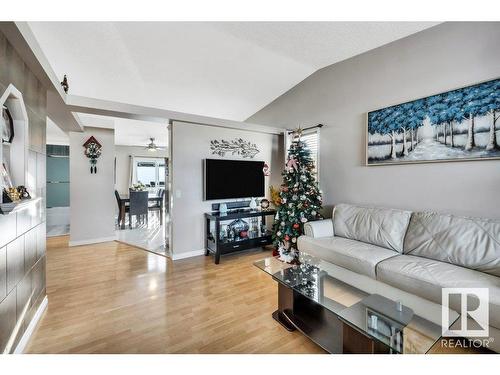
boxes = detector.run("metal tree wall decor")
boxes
[83,136,102,174]
[210,138,260,158]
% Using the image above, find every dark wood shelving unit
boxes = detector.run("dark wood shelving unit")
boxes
[204,209,276,264]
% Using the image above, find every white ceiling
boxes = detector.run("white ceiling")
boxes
[46,114,168,147]
[29,22,439,122]
[47,117,70,145]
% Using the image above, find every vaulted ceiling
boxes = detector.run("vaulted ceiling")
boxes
[29,22,439,122]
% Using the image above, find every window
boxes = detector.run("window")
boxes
[136,161,157,187]
[132,157,167,191]
[301,130,320,179]
[285,128,321,180]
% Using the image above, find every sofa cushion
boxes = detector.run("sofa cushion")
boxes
[404,211,500,277]
[297,236,398,279]
[377,255,500,329]
[332,203,412,253]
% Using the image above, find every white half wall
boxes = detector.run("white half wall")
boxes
[69,127,116,245]
[171,121,283,257]
[248,22,500,220]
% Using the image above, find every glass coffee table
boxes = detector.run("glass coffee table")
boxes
[254,254,460,354]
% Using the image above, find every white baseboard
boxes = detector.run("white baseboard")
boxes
[69,235,117,247]
[14,296,48,354]
[172,249,205,260]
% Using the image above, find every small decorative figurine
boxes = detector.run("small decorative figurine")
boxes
[262,162,270,176]
[61,74,69,93]
[83,136,102,174]
[6,187,21,202]
[260,198,270,210]
[16,185,31,199]
[249,197,257,210]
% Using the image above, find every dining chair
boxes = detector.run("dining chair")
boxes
[148,188,165,225]
[128,190,149,228]
[115,190,129,228]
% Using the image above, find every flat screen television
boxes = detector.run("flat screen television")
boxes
[204,159,265,200]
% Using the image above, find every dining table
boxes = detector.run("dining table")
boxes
[118,193,163,229]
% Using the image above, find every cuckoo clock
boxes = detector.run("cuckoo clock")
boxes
[83,136,102,174]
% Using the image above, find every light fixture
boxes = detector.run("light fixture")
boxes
[146,137,164,152]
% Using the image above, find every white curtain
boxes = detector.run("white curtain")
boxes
[129,155,136,188]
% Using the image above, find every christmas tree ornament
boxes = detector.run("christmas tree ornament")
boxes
[292,237,297,243]
[293,223,300,229]
[286,156,298,172]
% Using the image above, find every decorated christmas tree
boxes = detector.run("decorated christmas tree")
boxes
[272,129,323,262]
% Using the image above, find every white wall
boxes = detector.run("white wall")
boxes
[114,145,168,195]
[171,121,283,257]
[69,127,116,245]
[248,22,500,220]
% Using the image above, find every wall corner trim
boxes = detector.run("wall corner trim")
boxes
[69,236,117,247]
[13,296,48,354]
[172,249,206,261]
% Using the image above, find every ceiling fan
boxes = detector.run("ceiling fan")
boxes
[145,137,165,152]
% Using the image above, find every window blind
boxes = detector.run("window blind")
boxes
[284,128,321,180]
[301,130,320,180]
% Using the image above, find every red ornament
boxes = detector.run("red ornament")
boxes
[239,231,248,238]
[284,235,290,241]
[293,223,300,229]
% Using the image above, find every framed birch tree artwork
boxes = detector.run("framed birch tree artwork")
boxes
[366,78,500,165]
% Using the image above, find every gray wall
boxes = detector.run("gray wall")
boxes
[171,121,283,258]
[69,127,116,246]
[0,31,47,353]
[248,22,500,220]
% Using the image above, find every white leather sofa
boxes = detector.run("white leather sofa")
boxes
[299,203,500,352]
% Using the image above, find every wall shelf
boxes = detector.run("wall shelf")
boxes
[0,196,42,215]
[1,84,30,204]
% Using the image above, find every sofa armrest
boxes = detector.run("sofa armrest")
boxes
[303,219,334,238]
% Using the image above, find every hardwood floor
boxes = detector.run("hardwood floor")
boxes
[26,236,485,354]
[26,236,324,353]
